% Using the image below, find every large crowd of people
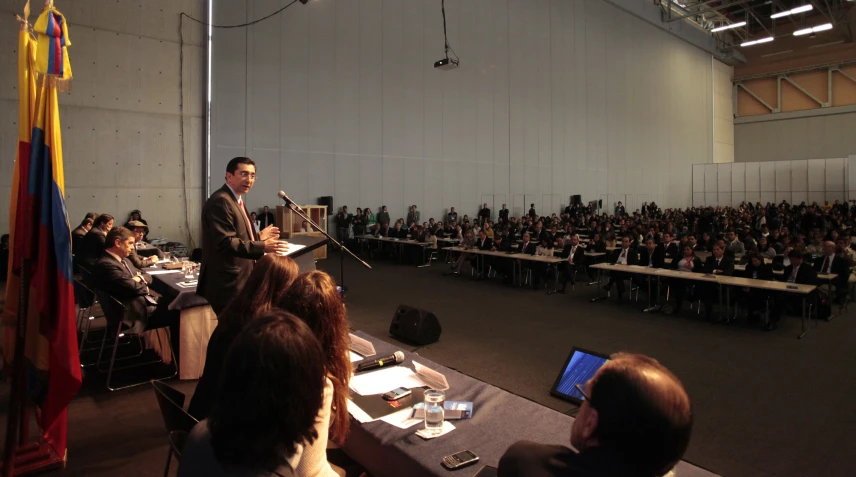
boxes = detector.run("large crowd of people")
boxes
[335,199,855,330]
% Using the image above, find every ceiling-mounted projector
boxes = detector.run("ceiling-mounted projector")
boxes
[434,57,459,70]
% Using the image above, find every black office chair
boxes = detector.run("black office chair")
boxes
[190,248,202,263]
[94,290,177,391]
[152,380,198,477]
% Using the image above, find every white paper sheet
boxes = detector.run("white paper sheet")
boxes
[349,366,425,396]
[380,407,423,429]
[349,351,362,363]
[147,270,182,276]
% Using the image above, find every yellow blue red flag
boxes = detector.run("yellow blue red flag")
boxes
[4,7,81,460]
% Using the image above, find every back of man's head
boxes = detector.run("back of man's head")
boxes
[589,353,693,475]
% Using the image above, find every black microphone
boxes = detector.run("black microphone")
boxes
[354,351,405,373]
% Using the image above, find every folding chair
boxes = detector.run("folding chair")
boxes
[152,381,198,477]
[95,290,177,391]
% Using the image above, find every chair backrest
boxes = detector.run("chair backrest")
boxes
[168,430,189,459]
[93,289,126,326]
[152,380,198,433]
[73,278,95,308]
[190,248,203,263]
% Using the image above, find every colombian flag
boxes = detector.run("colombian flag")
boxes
[3,10,81,460]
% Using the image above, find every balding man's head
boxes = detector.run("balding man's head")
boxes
[823,241,836,256]
[571,353,692,475]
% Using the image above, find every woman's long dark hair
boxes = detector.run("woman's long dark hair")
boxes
[209,311,326,472]
[277,271,351,445]
[217,254,300,331]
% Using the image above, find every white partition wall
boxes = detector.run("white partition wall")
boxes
[693,159,853,206]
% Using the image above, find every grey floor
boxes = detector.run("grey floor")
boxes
[2,252,854,477]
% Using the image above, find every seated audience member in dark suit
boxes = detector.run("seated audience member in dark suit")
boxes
[700,243,734,323]
[603,237,637,299]
[516,233,537,255]
[178,312,326,477]
[555,235,585,293]
[740,252,775,324]
[499,353,693,477]
[769,249,818,331]
[498,204,510,223]
[78,214,114,268]
[635,238,665,298]
[91,227,178,334]
[668,245,704,313]
[659,233,679,260]
[71,215,94,257]
[814,241,849,304]
[188,255,300,421]
[375,222,391,238]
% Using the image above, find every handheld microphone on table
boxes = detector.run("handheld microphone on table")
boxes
[354,351,405,373]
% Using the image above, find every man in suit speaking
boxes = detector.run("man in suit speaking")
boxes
[198,157,287,313]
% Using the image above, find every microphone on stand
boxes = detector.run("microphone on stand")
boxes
[354,351,405,373]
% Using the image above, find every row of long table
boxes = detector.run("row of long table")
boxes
[588,263,822,338]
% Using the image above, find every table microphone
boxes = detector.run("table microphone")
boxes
[354,351,405,373]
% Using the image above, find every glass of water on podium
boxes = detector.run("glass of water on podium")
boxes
[423,389,445,436]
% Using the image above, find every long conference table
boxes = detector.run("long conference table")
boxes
[588,263,820,338]
[443,246,564,289]
[344,332,720,477]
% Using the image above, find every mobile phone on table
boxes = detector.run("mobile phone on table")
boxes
[442,449,479,470]
[382,387,412,401]
[473,464,498,476]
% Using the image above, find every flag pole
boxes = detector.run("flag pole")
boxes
[2,258,30,477]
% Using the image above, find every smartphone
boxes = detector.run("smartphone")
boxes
[441,450,479,470]
[382,387,412,401]
[473,465,498,477]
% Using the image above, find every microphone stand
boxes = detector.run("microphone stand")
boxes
[280,198,371,292]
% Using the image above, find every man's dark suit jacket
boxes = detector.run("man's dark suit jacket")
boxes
[780,263,818,285]
[498,208,509,222]
[703,255,734,275]
[494,237,513,252]
[639,248,665,268]
[78,228,107,267]
[658,242,679,260]
[609,247,638,265]
[517,241,536,255]
[376,226,391,237]
[814,254,849,289]
[498,441,653,477]
[71,226,87,256]
[91,252,154,331]
[198,184,264,313]
[258,211,275,229]
[560,244,586,265]
[476,237,493,251]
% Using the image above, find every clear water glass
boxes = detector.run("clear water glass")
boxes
[423,389,445,436]
[184,263,195,280]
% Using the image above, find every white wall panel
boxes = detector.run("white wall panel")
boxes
[808,159,826,191]
[775,192,791,205]
[809,191,826,205]
[718,193,731,207]
[717,164,731,192]
[692,165,705,193]
[735,112,856,163]
[760,192,775,205]
[745,191,760,204]
[206,0,718,227]
[704,164,718,193]
[792,191,807,205]
[731,163,745,192]
[825,158,845,192]
[775,162,791,192]
[705,192,717,206]
[745,163,760,192]
[791,160,808,191]
[731,191,745,205]
[759,162,775,192]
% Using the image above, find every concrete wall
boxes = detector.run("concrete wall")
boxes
[735,112,856,163]
[0,0,206,246]
[211,0,717,222]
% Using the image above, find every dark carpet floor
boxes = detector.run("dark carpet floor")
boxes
[2,252,854,477]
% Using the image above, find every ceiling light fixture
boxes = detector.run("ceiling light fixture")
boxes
[711,21,746,32]
[794,23,833,36]
[741,36,774,47]
[770,4,813,19]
